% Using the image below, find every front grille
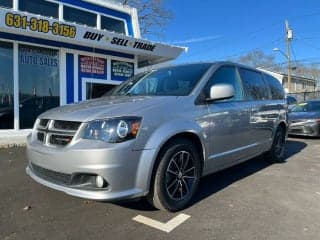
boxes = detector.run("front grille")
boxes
[37,132,45,142]
[289,128,303,134]
[31,163,72,185]
[39,119,49,128]
[53,120,81,131]
[49,134,73,146]
[35,119,82,147]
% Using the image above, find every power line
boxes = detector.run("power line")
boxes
[296,37,320,40]
[296,37,320,51]
[180,10,320,62]
[225,38,283,59]
[290,41,298,67]
[274,58,320,67]
[183,37,282,61]
[181,22,284,60]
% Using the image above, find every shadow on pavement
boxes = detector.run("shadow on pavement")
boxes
[115,198,158,212]
[285,139,308,159]
[117,139,307,212]
[191,139,307,207]
[288,135,320,140]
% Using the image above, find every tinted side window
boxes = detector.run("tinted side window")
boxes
[19,0,58,18]
[64,6,97,27]
[264,74,285,100]
[205,66,243,101]
[239,68,269,100]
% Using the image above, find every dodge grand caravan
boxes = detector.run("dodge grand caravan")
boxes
[26,62,287,211]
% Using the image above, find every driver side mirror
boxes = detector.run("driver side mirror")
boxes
[207,84,235,101]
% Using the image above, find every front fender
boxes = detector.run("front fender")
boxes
[134,119,208,192]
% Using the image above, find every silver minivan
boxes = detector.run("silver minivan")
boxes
[26,62,287,211]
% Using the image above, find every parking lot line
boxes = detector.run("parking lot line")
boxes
[132,213,191,233]
[316,192,320,196]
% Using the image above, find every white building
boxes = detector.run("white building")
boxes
[258,68,317,93]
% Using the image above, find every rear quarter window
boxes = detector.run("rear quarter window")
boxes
[264,74,285,100]
[238,68,269,100]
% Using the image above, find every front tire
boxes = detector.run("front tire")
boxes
[148,139,201,212]
[265,126,286,163]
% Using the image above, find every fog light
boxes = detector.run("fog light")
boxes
[96,175,105,188]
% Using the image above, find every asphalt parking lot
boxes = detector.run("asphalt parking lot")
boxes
[1,138,320,240]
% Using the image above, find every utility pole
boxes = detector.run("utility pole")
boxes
[285,20,293,93]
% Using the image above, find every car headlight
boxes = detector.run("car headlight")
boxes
[81,117,142,143]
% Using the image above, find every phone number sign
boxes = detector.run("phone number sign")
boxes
[0,8,184,60]
[5,12,76,38]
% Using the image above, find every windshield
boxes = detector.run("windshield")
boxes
[291,101,320,112]
[106,64,212,97]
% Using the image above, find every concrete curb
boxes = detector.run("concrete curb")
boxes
[0,130,31,148]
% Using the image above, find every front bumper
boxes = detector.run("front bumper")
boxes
[288,122,320,137]
[26,166,143,200]
[26,135,155,201]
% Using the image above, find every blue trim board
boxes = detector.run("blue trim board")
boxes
[78,58,82,101]
[66,53,74,104]
[0,32,134,59]
[57,0,134,36]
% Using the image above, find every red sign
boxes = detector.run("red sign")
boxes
[79,55,106,77]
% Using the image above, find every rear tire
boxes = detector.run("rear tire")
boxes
[265,126,286,163]
[147,139,201,212]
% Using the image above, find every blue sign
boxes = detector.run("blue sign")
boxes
[111,60,134,81]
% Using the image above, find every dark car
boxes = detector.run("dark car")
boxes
[288,99,320,137]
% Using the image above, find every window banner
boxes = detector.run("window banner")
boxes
[79,55,107,79]
[19,45,59,68]
[111,60,134,81]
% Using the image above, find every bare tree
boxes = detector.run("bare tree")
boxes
[294,63,320,86]
[118,0,173,37]
[237,50,320,87]
[237,50,278,69]
[307,64,320,82]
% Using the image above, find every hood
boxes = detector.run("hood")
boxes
[289,111,320,121]
[39,95,178,122]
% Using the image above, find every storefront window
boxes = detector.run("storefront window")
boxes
[0,41,13,129]
[0,0,12,8]
[101,16,126,35]
[64,6,97,27]
[19,45,60,129]
[19,0,59,19]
